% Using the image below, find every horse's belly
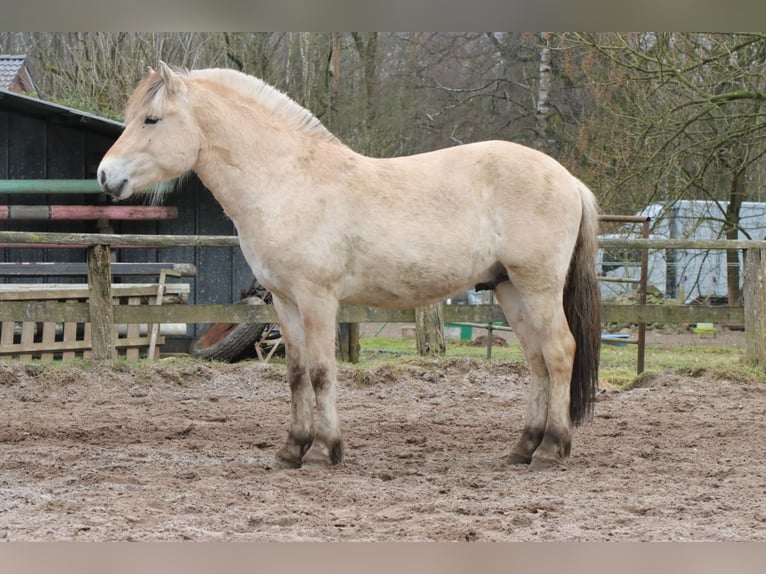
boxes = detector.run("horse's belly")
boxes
[340,257,498,309]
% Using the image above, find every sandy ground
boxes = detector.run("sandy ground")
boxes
[0,347,764,542]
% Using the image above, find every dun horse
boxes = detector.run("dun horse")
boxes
[98,62,601,469]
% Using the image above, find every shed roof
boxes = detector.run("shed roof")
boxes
[0,87,124,138]
[0,55,27,90]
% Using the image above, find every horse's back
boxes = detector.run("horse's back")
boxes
[326,140,586,307]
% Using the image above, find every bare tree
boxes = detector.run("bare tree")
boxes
[563,33,766,303]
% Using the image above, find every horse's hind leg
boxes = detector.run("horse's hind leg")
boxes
[493,282,548,464]
[494,281,575,468]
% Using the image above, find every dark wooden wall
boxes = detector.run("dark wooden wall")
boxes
[0,103,254,334]
[0,110,111,269]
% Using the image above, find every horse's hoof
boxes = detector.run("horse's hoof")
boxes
[301,439,344,467]
[301,448,333,467]
[274,447,303,469]
[505,451,532,465]
[529,453,567,471]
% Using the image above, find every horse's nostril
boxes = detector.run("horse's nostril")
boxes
[99,170,106,186]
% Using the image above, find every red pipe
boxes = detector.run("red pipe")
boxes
[0,205,178,220]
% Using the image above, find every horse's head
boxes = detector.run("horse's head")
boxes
[98,62,200,200]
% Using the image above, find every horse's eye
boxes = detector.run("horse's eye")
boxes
[144,116,160,125]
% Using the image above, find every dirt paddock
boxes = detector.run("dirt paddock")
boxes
[0,356,764,541]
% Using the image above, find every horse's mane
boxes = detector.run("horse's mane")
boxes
[127,66,339,144]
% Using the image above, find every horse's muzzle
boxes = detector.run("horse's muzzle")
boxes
[98,169,129,200]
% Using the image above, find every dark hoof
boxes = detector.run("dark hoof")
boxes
[274,433,312,469]
[274,449,303,469]
[505,451,532,465]
[301,439,344,467]
[529,453,568,471]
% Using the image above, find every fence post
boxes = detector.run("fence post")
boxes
[415,303,446,356]
[743,248,766,367]
[336,322,360,363]
[87,244,116,360]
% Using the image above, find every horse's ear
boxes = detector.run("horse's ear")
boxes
[158,61,185,95]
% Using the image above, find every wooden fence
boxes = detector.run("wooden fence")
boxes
[0,229,763,370]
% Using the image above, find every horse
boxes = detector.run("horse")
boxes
[98,62,601,470]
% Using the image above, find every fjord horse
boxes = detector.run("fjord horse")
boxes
[98,62,601,469]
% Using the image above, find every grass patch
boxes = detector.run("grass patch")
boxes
[5,335,763,390]
[357,337,525,365]
[356,336,766,388]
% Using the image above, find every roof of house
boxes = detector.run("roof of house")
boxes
[0,55,30,91]
[0,87,124,137]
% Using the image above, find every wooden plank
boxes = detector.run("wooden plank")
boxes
[0,299,748,328]
[19,321,35,361]
[0,262,197,277]
[0,205,178,221]
[5,231,766,251]
[602,304,744,324]
[598,238,766,250]
[0,283,190,301]
[40,321,56,361]
[0,230,241,248]
[125,297,141,361]
[83,322,92,360]
[0,300,89,322]
[0,336,162,357]
[0,320,15,346]
[61,299,79,360]
[87,244,116,360]
[111,304,280,324]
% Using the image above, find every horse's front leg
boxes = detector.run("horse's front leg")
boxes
[271,293,343,468]
[300,296,343,467]
[272,295,315,468]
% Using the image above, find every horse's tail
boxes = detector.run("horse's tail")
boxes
[565,179,601,426]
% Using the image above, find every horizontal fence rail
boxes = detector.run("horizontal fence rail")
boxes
[0,300,745,326]
[0,179,103,194]
[0,205,178,221]
[0,229,760,364]
[598,238,766,250]
[0,231,240,248]
[5,230,766,251]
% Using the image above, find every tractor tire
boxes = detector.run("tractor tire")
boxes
[189,296,269,362]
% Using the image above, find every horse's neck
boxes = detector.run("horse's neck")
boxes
[190,102,286,210]
[189,99,349,225]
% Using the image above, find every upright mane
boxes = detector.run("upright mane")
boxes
[126,66,340,144]
[195,68,339,143]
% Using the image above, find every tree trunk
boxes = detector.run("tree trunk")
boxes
[535,31,554,153]
[724,167,746,305]
[415,303,446,356]
[351,32,378,119]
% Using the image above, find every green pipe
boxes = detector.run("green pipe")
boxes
[0,179,102,194]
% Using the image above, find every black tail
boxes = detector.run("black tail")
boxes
[564,181,601,425]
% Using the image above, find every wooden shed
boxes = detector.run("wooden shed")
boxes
[0,87,254,346]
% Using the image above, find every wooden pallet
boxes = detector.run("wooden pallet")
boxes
[0,283,189,361]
